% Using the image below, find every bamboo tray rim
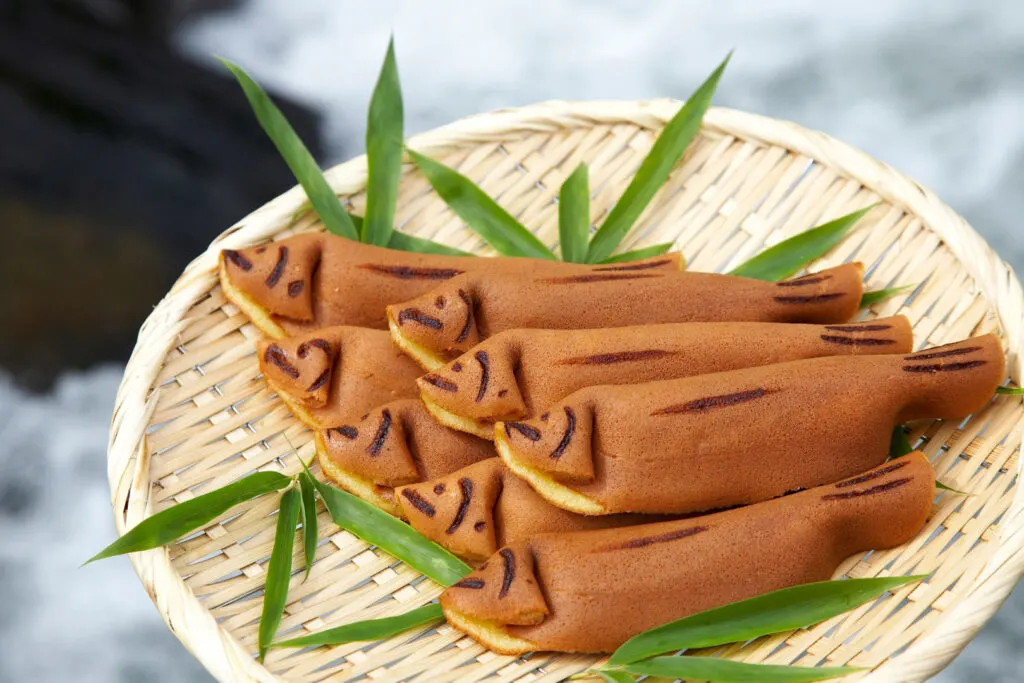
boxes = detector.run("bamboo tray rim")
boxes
[108,102,1024,683]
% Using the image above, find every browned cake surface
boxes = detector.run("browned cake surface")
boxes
[316,398,493,514]
[220,232,682,336]
[418,315,912,432]
[257,326,423,429]
[440,452,935,654]
[496,335,1003,514]
[388,262,865,364]
[396,459,661,561]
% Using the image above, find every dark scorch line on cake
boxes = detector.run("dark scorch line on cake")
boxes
[537,273,661,284]
[264,345,300,379]
[820,335,896,346]
[825,324,892,332]
[605,525,709,551]
[456,289,474,343]
[287,280,305,297]
[306,369,330,392]
[592,259,673,272]
[223,249,253,271]
[360,264,464,280]
[423,374,458,392]
[505,422,541,441]
[402,489,436,517]
[902,360,987,373]
[498,548,516,598]
[549,407,576,460]
[775,274,832,287]
[447,478,474,534]
[653,387,768,416]
[475,351,490,402]
[821,477,912,501]
[905,346,982,361]
[774,292,846,304]
[834,460,909,488]
[297,338,331,358]
[367,409,393,457]
[398,308,444,329]
[330,426,358,440]
[265,246,288,287]
[453,578,485,589]
[559,349,675,365]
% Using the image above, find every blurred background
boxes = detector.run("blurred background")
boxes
[2,0,1022,680]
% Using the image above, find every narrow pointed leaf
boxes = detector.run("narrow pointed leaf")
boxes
[388,230,475,256]
[622,657,861,682]
[608,575,925,665]
[272,603,443,649]
[730,205,876,281]
[996,385,1024,395]
[312,478,470,586]
[587,54,729,263]
[363,37,403,246]
[559,163,591,262]
[218,58,358,240]
[860,283,916,308]
[356,210,475,255]
[935,480,972,496]
[258,486,301,661]
[598,671,635,683]
[600,242,676,264]
[890,425,914,458]
[407,148,556,260]
[86,472,292,563]
[298,471,318,580]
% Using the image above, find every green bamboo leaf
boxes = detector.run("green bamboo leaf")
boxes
[363,37,403,246]
[860,284,916,308]
[406,148,556,260]
[608,575,925,665]
[298,471,318,580]
[312,478,471,586]
[272,603,443,649]
[559,163,591,263]
[890,425,914,458]
[729,205,876,281]
[258,485,301,661]
[218,58,358,240]
[387,230,475,256]
[598,671,635,683]
[85,471,293,563]
[621,657,861,682]
[996,385,1024,395]
[354,211,475,255]
[600,242,676,264]
[587,54,730,263]
[935,480,972,496]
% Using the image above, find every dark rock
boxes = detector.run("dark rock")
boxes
[0,1,329,390]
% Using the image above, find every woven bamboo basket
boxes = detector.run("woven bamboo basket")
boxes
[107,101,1024,682]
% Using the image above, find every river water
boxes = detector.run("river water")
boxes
[3,1,1021,680]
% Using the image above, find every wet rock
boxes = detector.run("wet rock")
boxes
[0,1,327,390]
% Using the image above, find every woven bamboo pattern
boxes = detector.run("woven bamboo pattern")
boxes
[107,102,1024,683]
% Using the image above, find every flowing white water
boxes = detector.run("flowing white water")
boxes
[9,1,1021,680]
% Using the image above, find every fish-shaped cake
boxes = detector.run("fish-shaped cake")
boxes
[258,326,422,429]
[395,459,663,562]
[418,316,912,438]
[316,399,493,516]
[387,262,866,369]
[440,452,935,654]
[220,232,682,338]
[495,335,1002,515]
